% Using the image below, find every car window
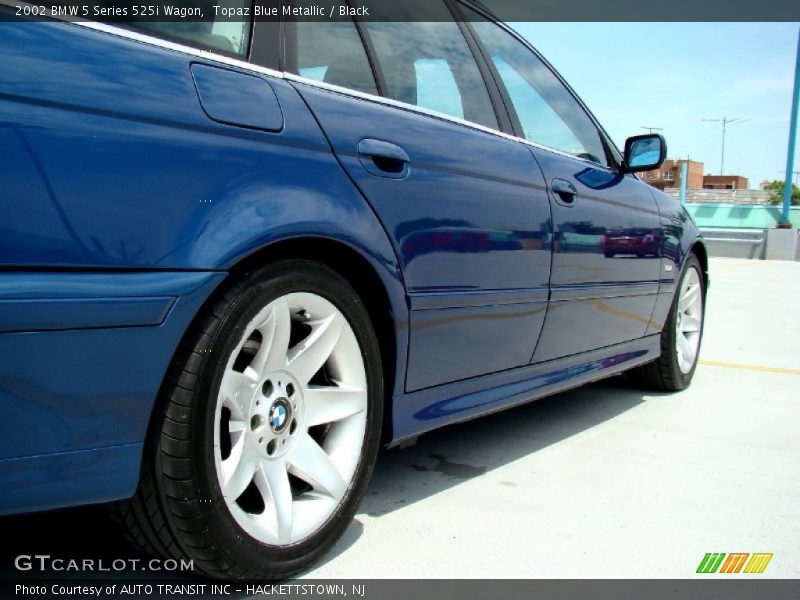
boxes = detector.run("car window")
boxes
[364,0,498,129]
[286,16,378,96]
[128,1,250,56]
[465,9,609,166]
[414,58,465,119]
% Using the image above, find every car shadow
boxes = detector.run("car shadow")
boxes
[361,375,657,518]
[312,375,658,569]
[0,376,657,578]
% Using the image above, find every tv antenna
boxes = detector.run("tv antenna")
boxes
[702,117,751,175]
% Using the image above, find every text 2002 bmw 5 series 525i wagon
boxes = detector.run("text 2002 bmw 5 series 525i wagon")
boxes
[0,0,707,579]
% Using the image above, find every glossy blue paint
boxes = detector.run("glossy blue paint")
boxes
[0,297,174,332]
[0,26,390,276]
[529,149,664,362]
[0,271,187,331]
[391,335,660,442]
[0,271,225,462]
[0,444,142,516]
[407,302,548,390]
[646,186,707,334]
[0,14,705,516]
[190,63,285,132]
[294,83,552,390]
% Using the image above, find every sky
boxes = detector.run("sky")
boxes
[512,23,800,187]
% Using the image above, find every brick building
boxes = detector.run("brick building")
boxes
[638,159,704,190]
[702,175,750,190]
[639,159,749,191]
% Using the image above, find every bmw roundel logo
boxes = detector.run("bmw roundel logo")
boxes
[269,401,289,432]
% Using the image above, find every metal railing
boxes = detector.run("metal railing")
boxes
[699,228,766,259]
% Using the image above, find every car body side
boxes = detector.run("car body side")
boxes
[0,12,705,515]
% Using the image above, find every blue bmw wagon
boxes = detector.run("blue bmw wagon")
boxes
[0,0,707,578]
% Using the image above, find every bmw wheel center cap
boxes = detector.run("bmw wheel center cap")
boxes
[269,398,291,433]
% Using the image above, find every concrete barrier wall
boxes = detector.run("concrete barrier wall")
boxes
[765,228,800,261]
[699,228,766,259]
[698,227,799,261]
[665,189,774,205]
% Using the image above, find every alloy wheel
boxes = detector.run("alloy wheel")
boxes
[213,292,368,545]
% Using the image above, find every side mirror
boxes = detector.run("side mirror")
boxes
[622,134,667,173]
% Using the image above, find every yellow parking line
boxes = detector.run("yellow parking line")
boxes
[699,359,800,376]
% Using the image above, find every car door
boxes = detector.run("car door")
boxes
[465,10,664,362]
[274,1,553,391]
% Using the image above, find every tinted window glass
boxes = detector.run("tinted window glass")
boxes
[129,1,250,56]
[287,17,378,95]
[467,11,609,166]
[365,0,497,129]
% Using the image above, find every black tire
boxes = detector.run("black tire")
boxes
[604,251,614,258]
[628,254,705,391]
[111,259,383,579]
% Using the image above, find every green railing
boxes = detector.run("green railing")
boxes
[685,203,800,229]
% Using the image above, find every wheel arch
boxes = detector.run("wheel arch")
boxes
[140,235,406,464]
[688,238,709,292]
[227,236,403,444]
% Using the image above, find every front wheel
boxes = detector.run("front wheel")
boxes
[113,260,383,579]
[628,254,705,391]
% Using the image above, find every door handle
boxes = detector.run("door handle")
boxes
[550,179,578,206]
[357,138,410,179]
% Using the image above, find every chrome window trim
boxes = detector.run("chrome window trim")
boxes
[4,1,616,173]
[74,21,285,80]
[283,72,616,172]
[1,1,284,81]
[283,71,519,140]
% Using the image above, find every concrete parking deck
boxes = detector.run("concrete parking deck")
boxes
[303,257,800,578]
[1,258,797,580]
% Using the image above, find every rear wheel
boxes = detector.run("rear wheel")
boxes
[628,254,705,391]
[112,260,383,579]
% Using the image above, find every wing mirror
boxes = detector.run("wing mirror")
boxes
[622,134,667,173]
